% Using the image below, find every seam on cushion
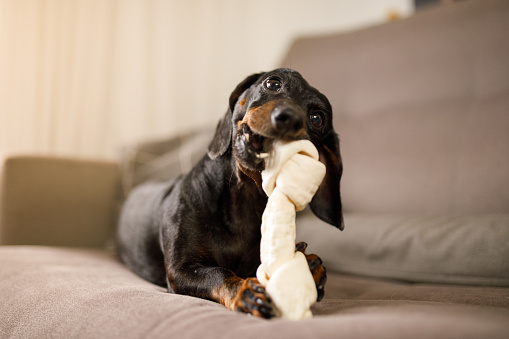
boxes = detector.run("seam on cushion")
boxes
[328,262,509,287]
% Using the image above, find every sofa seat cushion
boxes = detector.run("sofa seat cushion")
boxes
[297,211,509,287]
[1,246,509,338]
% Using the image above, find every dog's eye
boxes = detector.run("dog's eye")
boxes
[265,78,282,92]
[309,113,324,128]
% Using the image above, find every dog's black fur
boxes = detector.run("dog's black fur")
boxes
[117,68,343,318]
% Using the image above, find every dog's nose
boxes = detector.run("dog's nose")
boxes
[271,106,304,138]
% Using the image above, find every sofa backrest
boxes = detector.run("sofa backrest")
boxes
[282,0,509,215]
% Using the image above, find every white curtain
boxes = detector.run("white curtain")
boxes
[0,0,413,159]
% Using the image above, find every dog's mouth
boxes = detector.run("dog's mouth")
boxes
[235,124,273,171]
[244,125,270,159]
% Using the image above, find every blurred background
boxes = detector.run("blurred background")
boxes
[0,0,417,160]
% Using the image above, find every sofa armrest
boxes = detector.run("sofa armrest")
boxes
[0,155,120,248]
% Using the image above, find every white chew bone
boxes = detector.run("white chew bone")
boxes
[256,139,326,320]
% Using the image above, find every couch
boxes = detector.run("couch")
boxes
[1,0,508,337]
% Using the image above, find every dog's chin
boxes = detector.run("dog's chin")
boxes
[234,124,273,172]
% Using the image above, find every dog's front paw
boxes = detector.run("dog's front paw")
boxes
[232,278,276,319]
[296,242,327,302]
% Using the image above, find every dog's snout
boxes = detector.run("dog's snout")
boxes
[271,106,304,138]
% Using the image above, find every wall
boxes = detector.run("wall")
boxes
[0,0,413,159]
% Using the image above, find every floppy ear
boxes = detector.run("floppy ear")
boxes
[309,131,344,230]
[207,111,232,159]
[207,72,265,159]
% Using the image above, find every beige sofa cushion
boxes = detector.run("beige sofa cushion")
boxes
[2,246,508,338]
[297,210,509,287]
[119,128,213,196]
[339,94,509,215]
[0,155,119,247]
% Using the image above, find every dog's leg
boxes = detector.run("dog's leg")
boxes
[295,242,327,302]
[167,266,276,319]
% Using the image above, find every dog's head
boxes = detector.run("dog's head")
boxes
[208,68,343,230]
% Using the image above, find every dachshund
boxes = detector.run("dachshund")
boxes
[116,68,343,318]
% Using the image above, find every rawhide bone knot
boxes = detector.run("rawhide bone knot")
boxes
[256,139,326,320]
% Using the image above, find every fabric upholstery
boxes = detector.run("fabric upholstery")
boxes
[0,155,119,247]
[297,210,509,286]
[119,128,214,197]
[2,246,508,339]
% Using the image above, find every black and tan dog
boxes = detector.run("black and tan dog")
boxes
[117,68,343,318]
